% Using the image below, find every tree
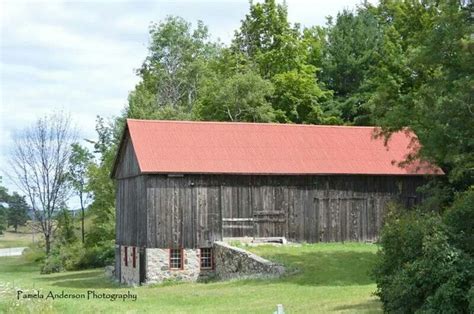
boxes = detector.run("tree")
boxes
[370,0,473,195]
[56,206,77,245]
[232,0,301,78]
[0,178,9,234]
[68,143,93,243]
[271,66,336,124]
[8,113,76,254]
[196,71,276,122]
[6,192,29,232]
[85,117,121,248]
[128,16,219,120]
[321,7,383,125]
[231,0,335,124]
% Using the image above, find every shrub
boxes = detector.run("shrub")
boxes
[41,253,63,274]
[373,206,474,313]
[80,241,115,268]
[23,242,46,263]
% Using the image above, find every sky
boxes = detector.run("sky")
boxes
[0,0,372,196]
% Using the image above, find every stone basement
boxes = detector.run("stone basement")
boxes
[119,242,284,285]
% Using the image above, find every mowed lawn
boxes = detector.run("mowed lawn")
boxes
[0,243,381,313]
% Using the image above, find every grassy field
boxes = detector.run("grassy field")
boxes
[0,228,36,249]
[0,243,381,313]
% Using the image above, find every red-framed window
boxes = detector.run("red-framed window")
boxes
[169,248,183,270]
[132,247,136,268]
[200,248,213,270]
[124,246,128,267]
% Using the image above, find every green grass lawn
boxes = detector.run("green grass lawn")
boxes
[0,243,381,313]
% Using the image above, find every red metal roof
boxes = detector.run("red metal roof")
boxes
[123,119,443,176]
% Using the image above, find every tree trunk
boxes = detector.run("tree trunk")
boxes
[14,224,17,233]
[45,234,51,255]
[81,207,85,243]
[80,194,85,243]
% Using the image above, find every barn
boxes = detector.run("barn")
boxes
[111,119,442,284]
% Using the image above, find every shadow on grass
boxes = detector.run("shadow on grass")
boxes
[50,277,120,289]
[36,269,121,289]
[332,299,381,312]
[37,270,101,281]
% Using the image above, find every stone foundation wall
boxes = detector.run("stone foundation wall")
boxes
[213,241,284,280]
[145,248,213,284]
[120,246,140,285]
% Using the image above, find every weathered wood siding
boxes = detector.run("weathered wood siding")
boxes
[143,174,425,248]
[115,131,146,248]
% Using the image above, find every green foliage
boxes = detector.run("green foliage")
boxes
[374,202,474,313]
[232,0,297,78]
[128,16,219,120]
[370,0,473,191]
[197,71,276,122]
[6,192,29,232]
[0,207,7,235]
[56,208,77,245]
[41,252,63,274]
[23,242,46,263]
[321,7,382,125]
[68,143,93,243]
[444,188,474,256]
[271,67,336,124]
[229,0,337,124]
[0,178,10,234]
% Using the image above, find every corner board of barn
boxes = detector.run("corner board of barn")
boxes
[111,119,443,285]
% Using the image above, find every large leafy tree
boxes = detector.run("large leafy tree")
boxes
[231,0,336,124]
[128,16,219,120]
[370,0,473,196]
[197,71,276,122]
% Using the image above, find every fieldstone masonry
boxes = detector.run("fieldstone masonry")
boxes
[213,241,285,280]
[120,246,139,285]
[146,248,213,283]
[119,243,284,284]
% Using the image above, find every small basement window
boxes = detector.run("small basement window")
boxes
[169,248,183,270]
[200,248,213,270]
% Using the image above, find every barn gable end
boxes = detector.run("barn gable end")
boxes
[113,129,141,179]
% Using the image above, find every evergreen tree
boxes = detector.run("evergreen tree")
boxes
[6,192,29,233]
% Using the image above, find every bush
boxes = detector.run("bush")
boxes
[80,241,115,268]
[23,242,46,263]
[373,206,474,313]
[41,253,63,274]
[39,239,115,273]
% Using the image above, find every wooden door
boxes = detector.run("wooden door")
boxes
[254,210,287,237]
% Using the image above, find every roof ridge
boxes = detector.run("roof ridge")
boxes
[126,119,379,129]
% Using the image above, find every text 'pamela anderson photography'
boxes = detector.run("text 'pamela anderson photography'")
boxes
[16,290,138,302]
